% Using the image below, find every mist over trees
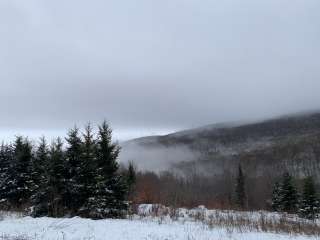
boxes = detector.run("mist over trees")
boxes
[0,117,319,220]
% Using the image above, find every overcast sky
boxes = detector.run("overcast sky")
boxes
[1,0,320,141]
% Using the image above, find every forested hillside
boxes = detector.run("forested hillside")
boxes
[122,112,320,210]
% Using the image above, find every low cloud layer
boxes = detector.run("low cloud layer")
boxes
[119,143,200,172]
[1,0,320,140]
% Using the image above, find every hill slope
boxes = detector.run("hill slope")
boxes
[120,112,320,179]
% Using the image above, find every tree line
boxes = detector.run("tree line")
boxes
[130,164,319,220]
[271,173,319,220]
[209,165,319,219]
[0,121,135,219]
[200,164,320,219]
[0,121,318,220]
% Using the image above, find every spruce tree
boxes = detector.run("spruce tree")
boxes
[65,126,83,214]
[86,121,128,219]
[271,181,282,212]
[0,143,14,209]
[31,137,50,216]
[0,122,132,218]
[32,138,69,217]
[279,172,299,213]
[0,143,8,184]
[47,138,68,217]
[78,123,97,216]
[299,176,319,219]
[48,138,69,217]
[31,137,49,200]
[8,137,34,208]
[127,161,136,200]
[235,164,246,209]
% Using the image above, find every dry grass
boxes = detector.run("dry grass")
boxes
[204,211,320,236]
[135,204,320,236]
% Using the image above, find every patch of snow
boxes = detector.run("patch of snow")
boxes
[0,216,314,240]
[0,208,318,240]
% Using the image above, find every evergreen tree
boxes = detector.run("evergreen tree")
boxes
[279,172,299,213]
[31,137,50,216]
[0,122,131,218]
[86,121,128,219]
[126,161,136,200]
[31,137,49,199]
[299,176,319,219]
[0,143,14,208]
[47,138,68,217]
[65,126,83,214]
[271,181,282,211]
[32,138,69,217]
[77,123,97,216]
[0,143,8,184]
[235,164,246,209]
[8,137,34,208]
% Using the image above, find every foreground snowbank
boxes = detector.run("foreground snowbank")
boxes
[0,207,319,240]
[0,215,318,240]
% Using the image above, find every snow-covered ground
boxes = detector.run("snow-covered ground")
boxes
[0,207,318,240]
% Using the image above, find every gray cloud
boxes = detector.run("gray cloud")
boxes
[0,0,320,140]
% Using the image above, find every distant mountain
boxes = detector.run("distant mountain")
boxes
[120,112,320,181]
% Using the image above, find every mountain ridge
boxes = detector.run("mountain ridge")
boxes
[120,111,320,180]
[123,111,320,148]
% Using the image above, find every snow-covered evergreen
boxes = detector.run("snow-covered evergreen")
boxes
[65,126,83,214]
[0,122,130,219]
[271,181,282,212]
[299,176,319,220]
[85,121,128,219]
[8,137,34,208]
[278,173,299,213]
[0,143,14,208]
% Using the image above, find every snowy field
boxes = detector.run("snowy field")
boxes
[0,216,316,240]
[0,206,318,240]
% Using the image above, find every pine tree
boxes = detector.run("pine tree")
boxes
[77,123,97,216]
[47,138,68,217]
[0,143,8,184]
[31,137,49,199]
[32,138,69,217]
[31,137,50,216]
[271,181,282,211]
[235,164,246,209]
[127,161,136,200]
[65,126,83,214]
[0,122,132,218]
[86,121,128,219]
[279,172,299,213]
[0,143,14,209]
[299,176,319,219]
[7,137,34,208]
